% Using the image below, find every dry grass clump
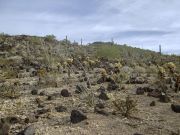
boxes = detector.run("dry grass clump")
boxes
[0,83,21,99]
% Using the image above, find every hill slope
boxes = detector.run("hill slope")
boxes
[0,34,180,135]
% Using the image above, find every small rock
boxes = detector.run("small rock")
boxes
[61,89,71,97]
[94,107,109,116]
[171,104,180,113]
[147,89,161,98]
[7,116,20,124]
[17,125,35,135]
[159,94,171,103]
[133,133,143,135]
[95,103,105,109]
[36,108,50,115]
[98,92,109,100]
[136,87,145,95]
[121,85,126,90]
[38,104,45,108]
[39,91,45,96]
[55,106,67,112]
[24,115,37,124]
[107,83,119,91]
[87,83,91,89]
[150,101,156,106]
[35,97,42,104]
[70,110,87,124]
[84,77,88,81]
[127,77,147,84]
[0,119,10,135]
[47,95,56,100]
[31,89,38,95]
[106,77,116,83]
[97,77,106,84]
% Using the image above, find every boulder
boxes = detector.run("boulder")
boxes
[171,104,180,113]
[70,110,87,124]
[61,89,71,97]
[17,125,35,135]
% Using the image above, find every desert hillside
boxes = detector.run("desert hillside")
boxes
[0,34,180,135]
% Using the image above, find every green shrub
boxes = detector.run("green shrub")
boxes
[44,35,56,42]
[95,45,121,59]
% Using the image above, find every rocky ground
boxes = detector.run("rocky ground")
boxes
[0,34,180,135]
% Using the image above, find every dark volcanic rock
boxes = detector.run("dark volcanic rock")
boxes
[17,125,35,135]
[31,89,38,95]
[171,104,180,113]
[150,101,156,106]
[159,94,171,103]
[55,106,67,112]
[0,119,10,135]
[97,77,106,84]
[147,89,161,98]
[47,95,56,100]
[7,116,20,124]
[106,77,116,83]
[36,108,50,115]
[70,110,87,124]
[98,92,109,100]
[61,89,71,97]
[133,133,143,135]
[1,116,20,124]
[143,86,156,92]
[127,77,147,84]
[39,91,45,96]
[24,115,38,124]
[95,103,105,109]
[107,83,119,91]
[136,87,145,95]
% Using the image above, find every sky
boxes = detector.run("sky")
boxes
[0,0,180,54]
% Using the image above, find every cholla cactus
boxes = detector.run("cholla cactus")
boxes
[100,68,107,77]
[57,62,61,72]
[114,62,122,69]
[164,62,176,74]
[157,65,166,79]
[88,59,95,69]
[175,74,180,92]
[62,61,68,68]
[114,62,122,73]
[82,60,89,70]
[66,58,73,65]
[112,96,137,117]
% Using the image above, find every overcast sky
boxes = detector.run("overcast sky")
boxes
[0,0,180,54]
